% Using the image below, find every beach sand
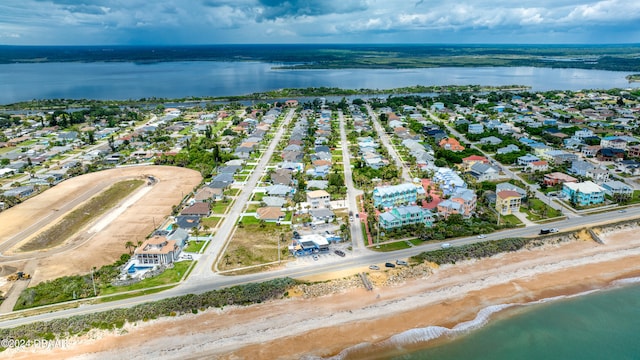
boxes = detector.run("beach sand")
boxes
[4,227,640,360]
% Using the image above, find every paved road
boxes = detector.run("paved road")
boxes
[338,110,366,251]
[2,203,637,329]
[189,108,296,280]
[366,105,413,182]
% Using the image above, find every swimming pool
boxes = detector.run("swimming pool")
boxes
[127,264,154,274]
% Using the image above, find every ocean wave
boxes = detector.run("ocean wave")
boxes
[612,276,640,285]
[323,280,640,360]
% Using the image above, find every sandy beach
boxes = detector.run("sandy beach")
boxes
[4,225,640,360]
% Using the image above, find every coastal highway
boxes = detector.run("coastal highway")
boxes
[1,205,637,329]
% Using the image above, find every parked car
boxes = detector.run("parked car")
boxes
[334,250,346,257]
[385,262,396,268]
[369,265,380,270]
[293,231,300,239]
[396,259,407,266]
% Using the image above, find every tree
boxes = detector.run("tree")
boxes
[125,241,134,254]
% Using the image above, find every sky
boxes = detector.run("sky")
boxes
[1,0,640,45]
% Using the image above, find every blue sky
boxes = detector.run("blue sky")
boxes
[1,0,639,45]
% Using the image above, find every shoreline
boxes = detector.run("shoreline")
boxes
[3,227,640,359]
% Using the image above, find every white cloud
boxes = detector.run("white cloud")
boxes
[0,0,638,44]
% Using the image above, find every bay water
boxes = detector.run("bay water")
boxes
[1,61,640,104]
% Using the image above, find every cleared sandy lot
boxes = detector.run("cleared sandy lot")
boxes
[0,166,201,290]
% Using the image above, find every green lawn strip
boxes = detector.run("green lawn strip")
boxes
[95,286,174,303]
[239,215,260,225]
[224,188,241,196]
[252,192,265,201]
[369,240,412,252]
[184,241,205,253]
[99,261,192,296]
[19,179,145,252]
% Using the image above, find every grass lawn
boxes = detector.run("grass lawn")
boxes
[201,216,222,229]
[284,211,293,221]
[524,199,563,221]
[500,214,523,226]
[220,222,289,271]
[184,240,206,253]
[100,261,192,296]
[252,192,265,201]
[370,240,413,252]
[212,201,231,214]
[224,188,241,196]
[245,203,261,212]
[234,174,249,181]
[239,215,260,224]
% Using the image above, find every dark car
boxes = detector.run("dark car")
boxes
[334,250,346,257]
[385,262,396,268]
[293,231,300,239]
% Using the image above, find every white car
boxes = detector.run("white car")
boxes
[477,234,487,239]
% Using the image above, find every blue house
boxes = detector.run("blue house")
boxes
[562,181,605,206]
[379,206,434,230]
[373,183,418,208]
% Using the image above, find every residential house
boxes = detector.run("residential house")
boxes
[597,148,625,162]
[517,154,541,166]
[262,196,287,208]
[438,138,465,152]
[526,160,549,172]
[628,144,640,158]
[265,184,294,197]
[3,185,35,198]
[256,207,285,222]
[480,136,502,145]
[601,180,633,198]
[544,150,579,164]
[181,202,211,217]
[309,208,335,224]
[134,235,180,265]
[307,190,331,209]
[468,163,501,182]
[378,206,434,230]
[496,190,522,215]
[581,145,601,158]
[497,144,520,155]
[586,167,610,183]
[194,186,223,202]
[432,167,467,196]
[562,181,606,206]
[437,188,477,218]
[496,182,527,198]
[544,172,578,186]
[468,123,484,134]
[461,155,489,171]
[600,136,629,150]
[271,168,293,185]
[306,165,331,178]
[616,160,640,175]
[568,160,595,176]
[306,180,329,190]
[373,183,418,208]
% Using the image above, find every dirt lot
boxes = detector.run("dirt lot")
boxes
[0,166,201,292]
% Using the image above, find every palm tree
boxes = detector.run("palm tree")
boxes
[125,241,134,254]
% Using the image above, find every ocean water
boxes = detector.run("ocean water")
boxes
[355,283,640,360]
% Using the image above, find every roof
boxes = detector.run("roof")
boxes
[497,190,522,199]
[563,181,605,194]
[256,207,285,220]
[181,202,211,216]
[373,183,417,196]
[135,236,177,255]
[463,155,488,162]
[307,190,330,199]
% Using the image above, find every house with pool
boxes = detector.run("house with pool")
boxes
[134,234,181,265]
